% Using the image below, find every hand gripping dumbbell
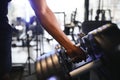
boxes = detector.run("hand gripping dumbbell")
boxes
[35,48,104,80]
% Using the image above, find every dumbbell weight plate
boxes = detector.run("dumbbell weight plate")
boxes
[35,51,68,80]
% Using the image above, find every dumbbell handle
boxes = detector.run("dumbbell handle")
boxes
[69,59,102,78]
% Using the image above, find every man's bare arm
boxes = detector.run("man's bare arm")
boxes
[29,0,86,62]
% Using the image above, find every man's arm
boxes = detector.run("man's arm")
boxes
[29,0,86,62]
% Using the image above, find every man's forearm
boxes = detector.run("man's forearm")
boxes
[29,0,75,51]
[37,8,75,50]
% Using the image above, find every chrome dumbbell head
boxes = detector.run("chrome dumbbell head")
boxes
[35,51,70,80]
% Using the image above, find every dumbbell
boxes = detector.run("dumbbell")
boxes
[35,49,104,80]
[35,50,103,80]
[35,23,120,80]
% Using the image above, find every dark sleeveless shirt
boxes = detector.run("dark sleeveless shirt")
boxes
[0,0,11,22]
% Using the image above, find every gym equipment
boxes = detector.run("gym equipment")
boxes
[23,22,35,75]
[82,21,111,34]
[78,23,120,80]
[35,23,120,80]
[64,8,82,43]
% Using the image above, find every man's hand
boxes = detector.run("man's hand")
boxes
[67,45,87,63]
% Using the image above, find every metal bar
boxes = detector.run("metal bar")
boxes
[69,59,102,78]
[84,0,89,21]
